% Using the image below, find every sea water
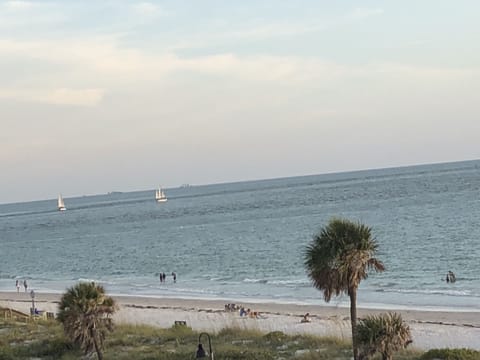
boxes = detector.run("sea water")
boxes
[1,160,480,311]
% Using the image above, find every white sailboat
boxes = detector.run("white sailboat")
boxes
[57,194,66,211]
[155,188,167,203]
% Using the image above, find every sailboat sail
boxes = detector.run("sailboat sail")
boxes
[155,187,167,202]
[58,194,66,211]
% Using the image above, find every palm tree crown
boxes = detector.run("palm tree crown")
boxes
[58,282,116,360]
[304,218,385,360]
[305,218,384,300]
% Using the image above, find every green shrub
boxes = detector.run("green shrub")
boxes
[420,348,480,360]
[263,331,287,344]
[32,338,74,357]
[356,312,412,360]
[215,350,275,359]
[0,347,15,360]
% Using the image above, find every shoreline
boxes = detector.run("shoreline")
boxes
[1,291,480,350]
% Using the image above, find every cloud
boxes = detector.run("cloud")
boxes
[0,88,105,106]
[3,0,34,10]
[43,88,105,106]
[348,8,384,19]
[0,36,478,109]
[131,2,162,17]
[0,1,67,28]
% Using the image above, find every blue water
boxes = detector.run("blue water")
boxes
[1,160,480,311]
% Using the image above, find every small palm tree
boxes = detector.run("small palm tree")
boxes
[304,218,385,360]
[356,312,412,360]
[58,282,116,360]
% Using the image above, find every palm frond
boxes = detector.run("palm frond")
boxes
[58,282,117,358]
[304,218,385,300]
[357,312,412,359]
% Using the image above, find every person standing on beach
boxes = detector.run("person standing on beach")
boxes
[16,280,20,293]
[172,272,176,283]
[159,273,163,283]
[23,279,28,292]
[162,273,166,282]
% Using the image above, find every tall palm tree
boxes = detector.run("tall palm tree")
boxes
[356,312,412,360]
[304,218,385,360]
[58,282,116,360]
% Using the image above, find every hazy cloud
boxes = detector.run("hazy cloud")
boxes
[0,88,105,106]
[131,2,163,17]
[1,36,478,106]
[348,8,384,19]
[3,0,34,9]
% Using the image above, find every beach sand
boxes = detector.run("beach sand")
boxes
[1,291,479,351]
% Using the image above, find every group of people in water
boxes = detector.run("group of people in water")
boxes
[159,272,177,283]
[15,279,28,293]
[445,270,456,283]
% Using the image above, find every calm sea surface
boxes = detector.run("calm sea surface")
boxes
[1,160,480,311]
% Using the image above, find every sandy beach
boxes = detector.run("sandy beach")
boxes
[2,291,480,351]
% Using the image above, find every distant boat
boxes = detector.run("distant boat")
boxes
[155,188,167,203]
[57,194,66,211]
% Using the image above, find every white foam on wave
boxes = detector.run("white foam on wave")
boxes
[243,278,268,284]
[378,288,474,297]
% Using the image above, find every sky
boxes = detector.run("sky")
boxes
[1,0,479,203]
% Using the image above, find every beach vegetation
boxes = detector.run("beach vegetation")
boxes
[57,282,116,360]
[356,312,412,360]
[2,316,463,360]
[420,348,480,360]
[304,218,385,360]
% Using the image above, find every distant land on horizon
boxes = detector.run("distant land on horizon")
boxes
[1,157,479,206]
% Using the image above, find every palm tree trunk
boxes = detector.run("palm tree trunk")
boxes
[349,288,358,360]
[94,339,103,360]
[91,328,103,360]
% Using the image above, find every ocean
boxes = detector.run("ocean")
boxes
[1,160,480,311]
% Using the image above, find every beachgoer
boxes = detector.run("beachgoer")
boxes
[301,313,311,323]
[196,343,206,358]
[448,271,456,283]
[23,280,28,292]
[239,307,247,317]
[16,280,20,293]
[172,272,177,283]
[225,303,237,311]
[162,273,166,282]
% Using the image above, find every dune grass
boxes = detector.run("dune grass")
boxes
[0,317,476,359]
